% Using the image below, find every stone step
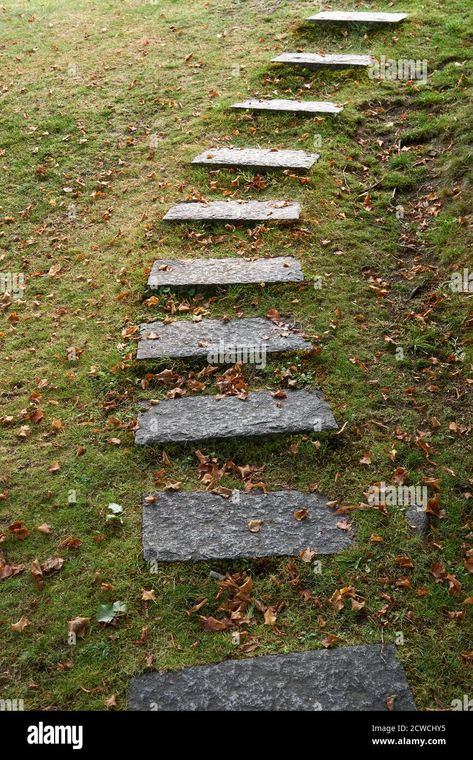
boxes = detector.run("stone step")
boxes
[137,317,312,361]
[163,200,300,223]
[142,490,353,562]
[128,645,416,711]
[231,98,343,114]
[272,53,374,70]
[191,147,319,171]
[135,390,337,445]
[147,256,303,289]
[307,11,408,24]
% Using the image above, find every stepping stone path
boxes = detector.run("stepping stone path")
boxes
[142,490,353,562]
[192,147,319,171]
[306,11,408,25]
[147,256,303,289]
[231,98,343,114]
[163,199,300,223]
[137,317,311,361]
[135,390,337,445]
[128,645,416,711]
[272,52,374,70]
[127,6,417,711]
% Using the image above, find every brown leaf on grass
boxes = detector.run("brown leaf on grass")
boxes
[416,587,430,597]
[425,493,441,517]
[61,536,82,550]
[0,554,25,581]
[11,615,29,632]
[164,481,181,491]
[67,617,90,639]
[460,651,473,664]
[199,615,233,632]
[30,559,43,588]
[359,451,372,465]
[48,461,61,473]
[9,521,29,540]
[41,557,64,574]
[431,562,446,581]
[293,508,309,521]
[464,597,473,605]
[248,519,263,533]
[36,523,52,534]
[266,308,281,323]
[446,574,462,596]
[105,694,117,710]
[263,607,277,626]
[370,534,384,542]
[392,467,408,485]
[141,589,156,602]
[299,548,315,563]
[321,634,339,649]
[395,556,414,569]
[212,486,232,498]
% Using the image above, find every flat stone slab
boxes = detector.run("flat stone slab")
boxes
[127,645,416,711]
[232,98,343,114]
[307,11,408,24]
[142,490,353,562]
[135,390,337,445]
[148,256,303,289]
[192,147,319,171]
[137,317,312,360]
[163,200,300,223]
[273,53,374,70]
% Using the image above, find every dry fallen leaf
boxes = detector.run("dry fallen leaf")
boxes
[293,508,309,521]
[299,548,316,563]
[321,633,339,649]
[141,589,156,602]
[263,607,277,626]
[67,617,90,639]
[248,519,263,533]
[11,615,29,633]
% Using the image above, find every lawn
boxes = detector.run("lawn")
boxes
[0,0,471,711]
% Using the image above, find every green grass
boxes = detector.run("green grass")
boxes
[0,0,472,711]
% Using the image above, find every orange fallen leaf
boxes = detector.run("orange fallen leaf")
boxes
[11,615,29,632]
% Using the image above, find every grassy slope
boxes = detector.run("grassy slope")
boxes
[0,0,471,710]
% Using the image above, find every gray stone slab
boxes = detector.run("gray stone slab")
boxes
[127,645,416,711]
[307,11,408,24]
[273,53,374,70]
[142,490,353,562]
[232,98,343,114]
[192,147,319,171]
[406,506,429,537]
[137,317,312,360]
[163,200,300,223]
[135,390,337,445]
[148,256,303,289]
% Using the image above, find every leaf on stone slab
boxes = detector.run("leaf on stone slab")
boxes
[299,547,315,563]
[293,508,309,521]
[248,519,263,533]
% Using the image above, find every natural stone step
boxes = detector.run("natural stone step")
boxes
[231,98,343,114]
[137,317,312,361]
[127,645,416,711]
[147,256,303,289]
[135,390,337,445]
[272,53,374,70]
[142,490,353,562]
[192,147,319,171]
[163,200,300,222]
[307,11,408,24]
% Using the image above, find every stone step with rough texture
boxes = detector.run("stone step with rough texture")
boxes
[307,11,408,24]
[163,200,300,223]
[147,256,303,289]
[273,53,374,70]
[137,317,312,360]
[192,147,319,171]
[142,490,353,562]
[135,390,337,445]
[231,98,343,114]
[127,645,416,711]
